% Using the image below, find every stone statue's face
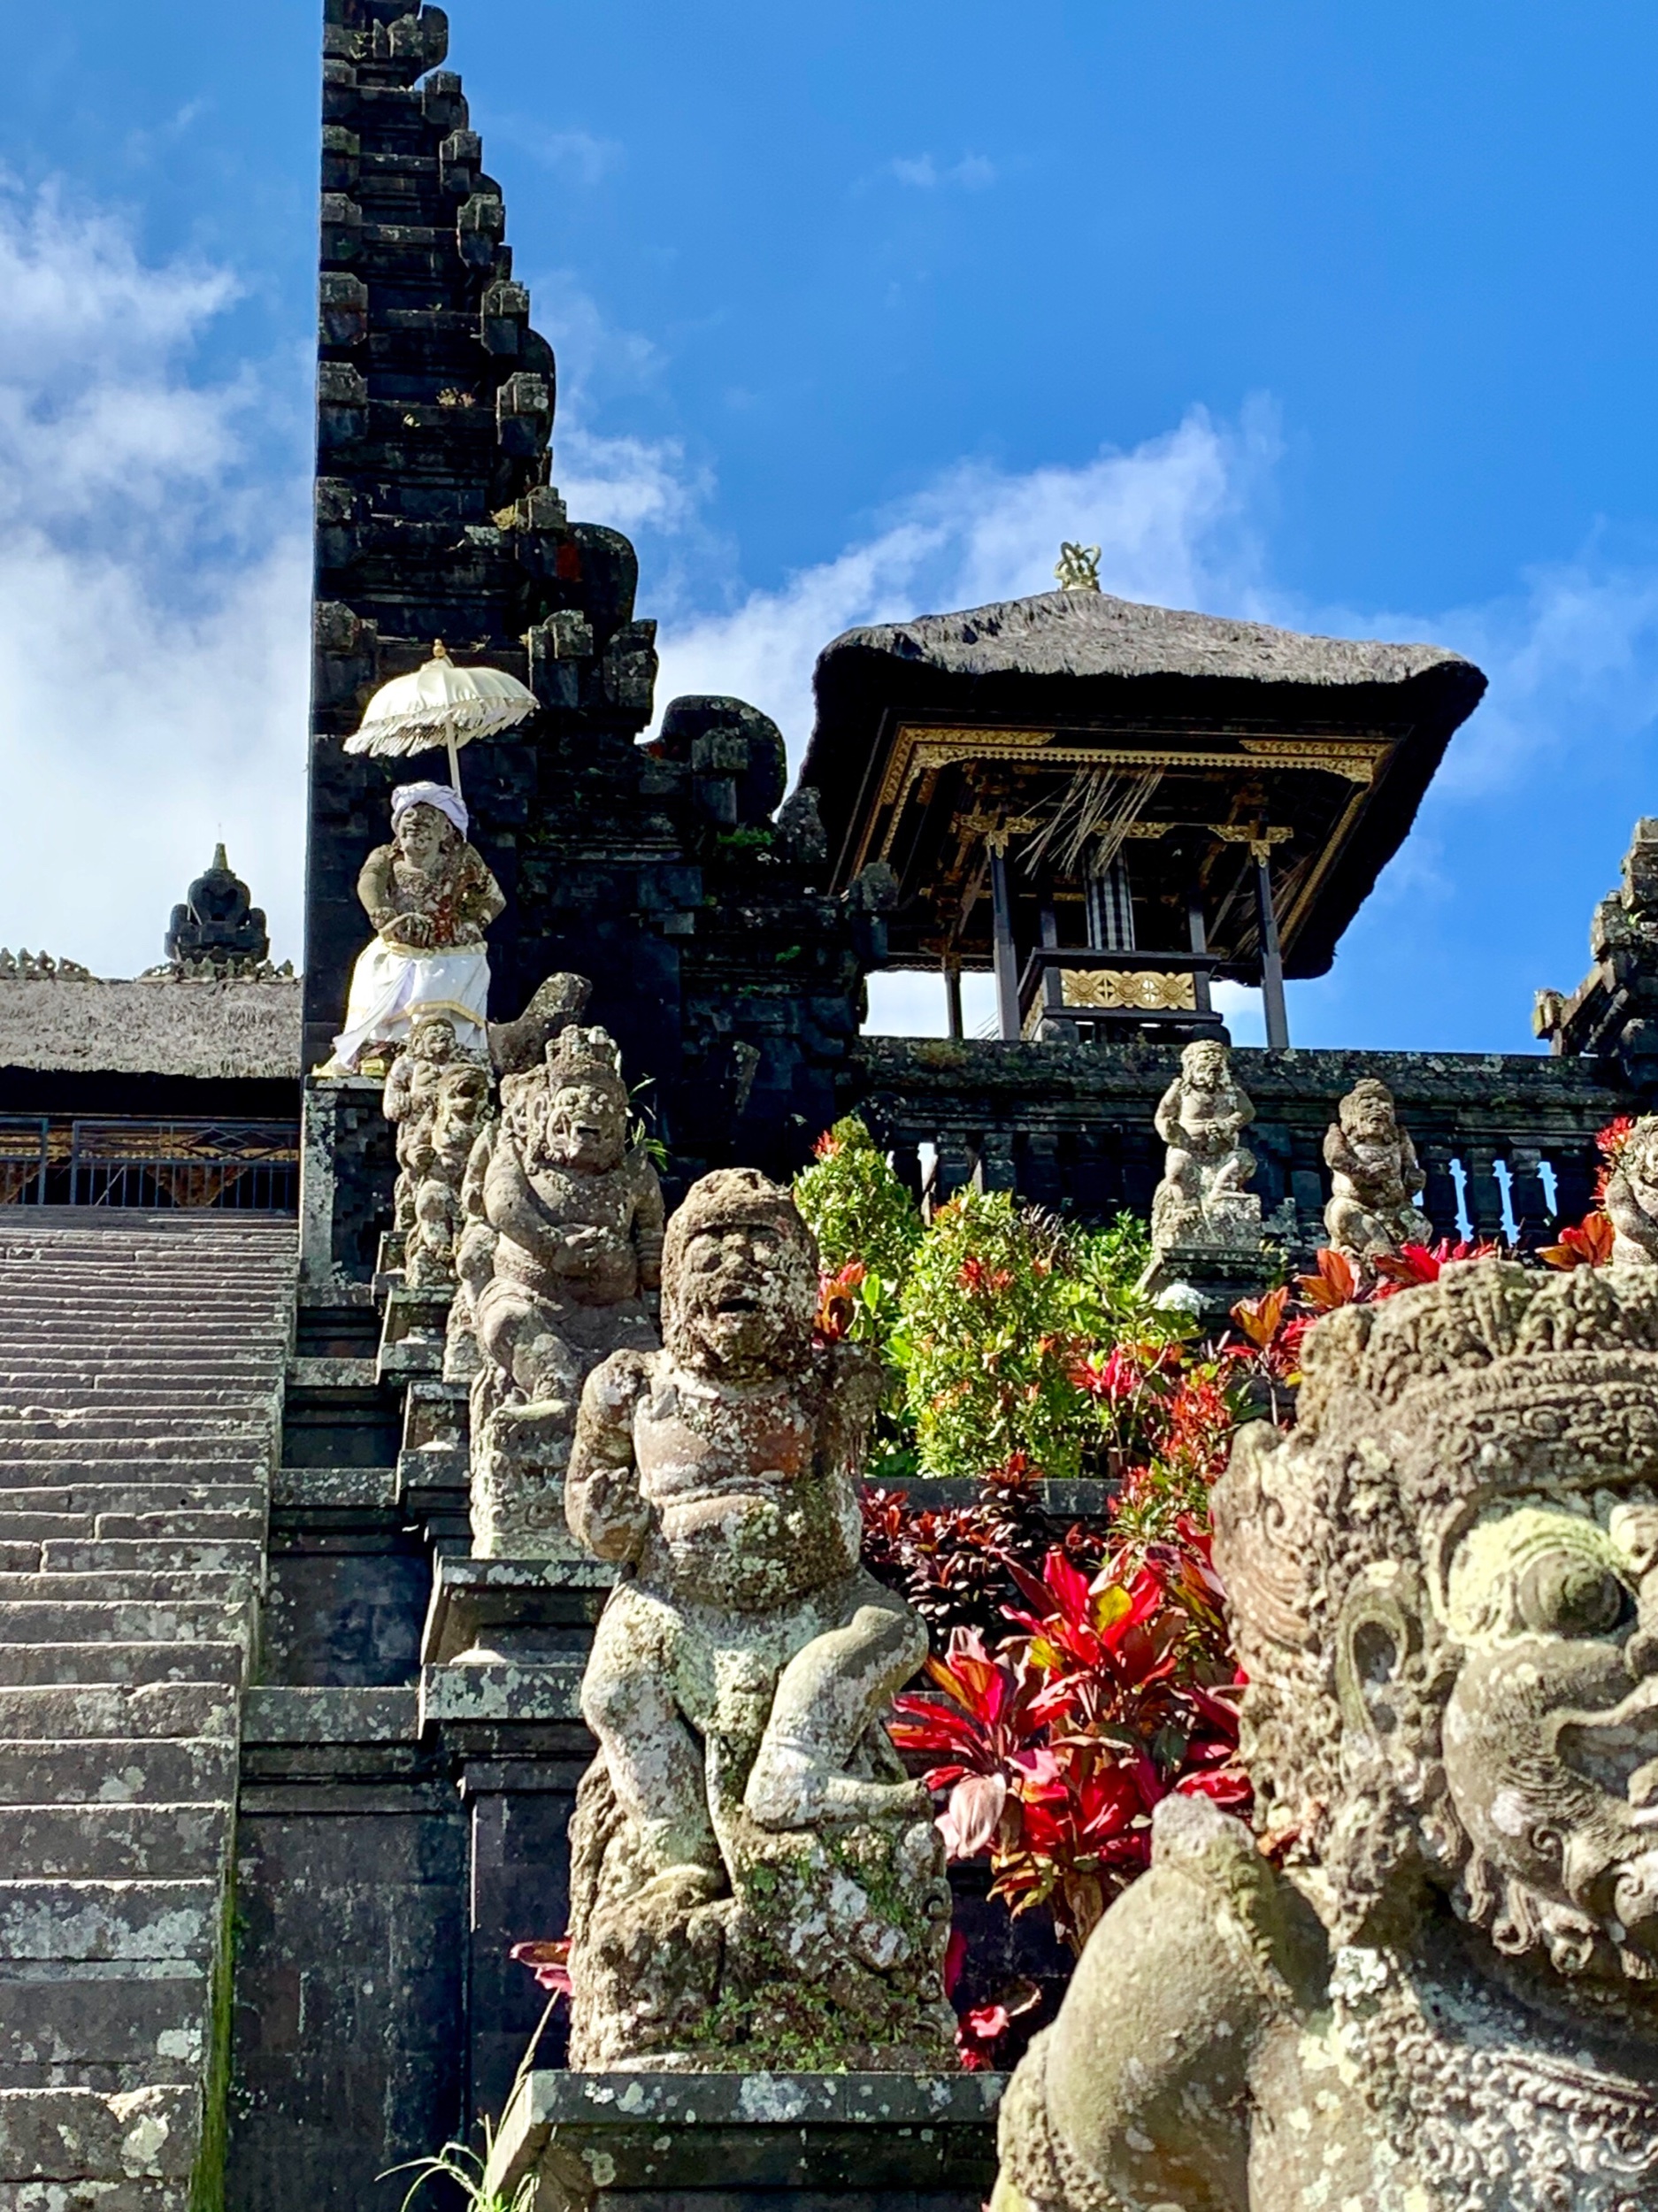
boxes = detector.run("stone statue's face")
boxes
[1438,1494,1658,1971]
[1343,1094,1397,1146]
[669,1218,817,1377]
[1184,1043,1226,1091]
[411,1018,457,1064]
[439,1065,489,1129]
[395,804,452,871]
[541,1077,627,1174]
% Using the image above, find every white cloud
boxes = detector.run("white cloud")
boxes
[495,123,625,188]
[653,402,1278,764]
[0,180,309,976]
[890,154,998,191]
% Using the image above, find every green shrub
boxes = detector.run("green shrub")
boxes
[793,1118,921,1286]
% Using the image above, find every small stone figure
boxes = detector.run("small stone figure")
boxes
[1150,1038,1263,1249]
[469,1026,664,1556]
[994,1259,1658,2212]
[406,1056,494,1290]
[165,845,270,975]
[381,1015,461,1239]
[326,781,504,1073]
[1323,1076,1430,1273]
[1606,1115,1658,1267]
[564,1169,955,2073]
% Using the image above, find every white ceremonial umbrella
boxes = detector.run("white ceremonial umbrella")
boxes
[343,639,537,794]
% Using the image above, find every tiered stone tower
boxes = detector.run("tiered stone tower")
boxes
[309,0,870,1203]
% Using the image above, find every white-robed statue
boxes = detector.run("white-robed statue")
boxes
[325,782,506,1074]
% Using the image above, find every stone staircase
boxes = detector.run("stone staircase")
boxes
[0,1216,295,2212]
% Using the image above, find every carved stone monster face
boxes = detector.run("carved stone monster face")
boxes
[539,1075,628,1176]
[661,1171,819,1382]
[394,803,455,872]
[1439,1494,1658,1974]
[1616,1123,1658,1226]
[1214,1261,1658,1986]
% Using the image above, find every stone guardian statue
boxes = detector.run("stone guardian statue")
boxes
[1150,1039,1264,1250]
[468,1025,664,1556]
[994,1257,1658,2212]
[562,1168,955,2072]
[1323,1076,1431,1274]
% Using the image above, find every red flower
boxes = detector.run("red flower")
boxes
[1372,1236,1501,1291]
[1539,1212,1616,1271]
[812,1129,843,1161]
[509,1937,572,1996]
[1069,1347,1144,1403]
[957,1255,1015,1297]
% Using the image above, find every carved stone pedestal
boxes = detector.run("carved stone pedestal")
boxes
[484,2070,1004,2212]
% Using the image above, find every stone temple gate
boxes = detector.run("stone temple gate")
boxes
[2,7,1658,2212]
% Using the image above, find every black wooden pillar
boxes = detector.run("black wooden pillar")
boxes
[1253,848,1291,1051]
[989,838,1021,1041]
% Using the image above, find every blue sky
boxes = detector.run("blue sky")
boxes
[3,2,1658,1051]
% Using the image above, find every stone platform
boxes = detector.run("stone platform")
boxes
[485,2070,1005,2212]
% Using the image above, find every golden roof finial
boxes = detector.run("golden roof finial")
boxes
[1055,542,1101,592]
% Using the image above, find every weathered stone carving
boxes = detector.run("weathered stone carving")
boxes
[165,844,270,976]
[994,1258,1658,2212]
[327,780,505,1072]
[1149,1039,1264,1249]
[564,1168,955,2072]
[469,1025,664,1556]
[442,972,595,1381]
[382,1015,462,1236]
[407,1056,494,1289]
[1607,1116,1658,1269]
[1323,1076,1431,1272]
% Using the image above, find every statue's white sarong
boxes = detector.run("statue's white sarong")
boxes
[331,941,490,1069]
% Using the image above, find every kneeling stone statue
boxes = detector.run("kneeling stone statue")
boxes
[564,1168,955,2071]
[995,1257,1658,2212]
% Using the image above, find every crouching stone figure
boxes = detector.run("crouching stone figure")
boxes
[993,1256,1658,2212]
[564,1167,955,2071]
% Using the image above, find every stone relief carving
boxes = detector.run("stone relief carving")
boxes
[563,1168,955,2072]
[993,1257,1658,2212]
[468,1025,664,1557]
[1149,1039,1267,1250]
[1323,1076,1431,1274]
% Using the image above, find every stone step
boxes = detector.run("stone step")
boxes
[0,2082,197,2183]
[37,1540,264,1579]
[91,1512,264,1542]
[0,1803,229,1882]
[0,1463,263,1488]
[0,1602,247,1647]
[0,1440,268,1466]
[0,1682,235,1742]
[0,1518,92,1544]
[0,1486,264,1520]
[0,1390,275,1411]
[0,1548,39,1575]
[0,1738,235,1807]
[0,1880,219,1966]
[0,1962,210,2091]
[0,1584,253,1619]
[0,1420,267,1442]
[0,1643,243,1689]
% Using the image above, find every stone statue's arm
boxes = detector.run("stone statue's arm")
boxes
[629,1157,665,1293]
[449,848,506,941]
[566,1350,653,1563]
[357,845,400,931]
[1400,1127,1424,1196]
[994,1795,1327,2212]
[1152,1079,1185,1148]
[459,1121,495,1220]
[1324,1121,1357,1176]
[382,1053,415,1120]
